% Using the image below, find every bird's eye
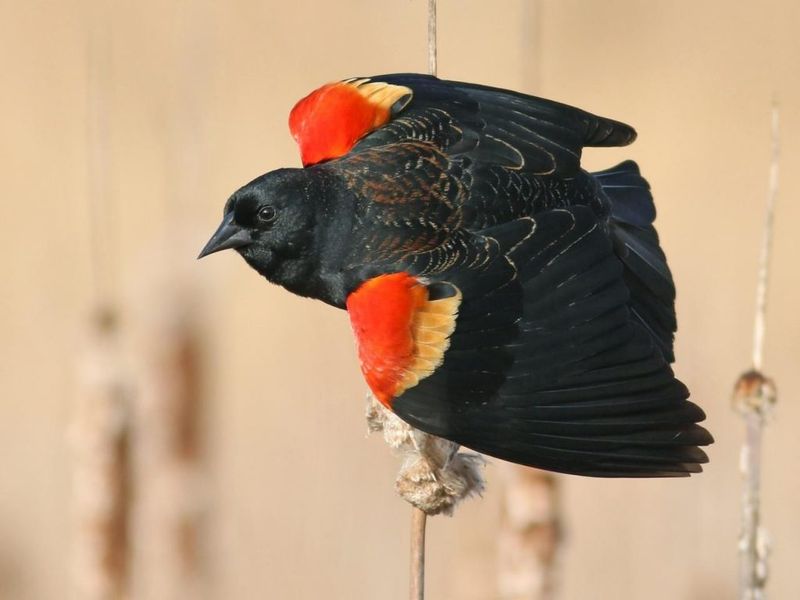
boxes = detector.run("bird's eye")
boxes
[257,205,277,224]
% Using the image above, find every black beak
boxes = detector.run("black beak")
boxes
[198,213,252,259]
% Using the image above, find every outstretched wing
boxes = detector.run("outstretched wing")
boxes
[345,207,712,477]
[289,74,635,176]
[299,76,677,364]
[294,75,708,475]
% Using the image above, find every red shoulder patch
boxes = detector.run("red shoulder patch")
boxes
[346,273,461,407]
[289,78,412,167]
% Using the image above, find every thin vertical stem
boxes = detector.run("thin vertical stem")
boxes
[751,102,779,371]
[741,410,764,600]
[408,4,437,598]
[74,7,131,599]
[427,0,437,76]
[86,9,115,309]
[410,507,427,600]
[736,101,780,600]
[735,371,774,600]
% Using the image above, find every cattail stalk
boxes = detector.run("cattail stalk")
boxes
[131,291,206,600]
[410,508,427,600]
[129,5,212,594]
[367,396,485,600]
[427,0,437,77]
[72,310,132,600]
[497,8,561,599]
[733,101,780,600]
[402,5,441,599]
[497,465,561,600]
[73,10,132,596]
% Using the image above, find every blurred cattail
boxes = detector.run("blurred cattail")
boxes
[128,252,209,600]
[493,9,562,599]
[497,465,561,600]
[73,10,133,596]
[71,308,132,600]
[126,3,213,595]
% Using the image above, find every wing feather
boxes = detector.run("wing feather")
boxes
[389,207,711,477]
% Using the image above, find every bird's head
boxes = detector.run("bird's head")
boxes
[199,168,318,282]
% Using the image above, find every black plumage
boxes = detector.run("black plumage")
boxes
[200,74,712,477]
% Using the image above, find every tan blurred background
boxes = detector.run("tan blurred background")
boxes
[2,1,799,599]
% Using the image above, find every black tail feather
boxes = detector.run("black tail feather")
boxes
[594,160,677,362]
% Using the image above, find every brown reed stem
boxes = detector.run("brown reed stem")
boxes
[410,506,427,600]
[407,6,436,599]
[427,0,437,77]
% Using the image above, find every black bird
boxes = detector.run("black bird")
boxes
[200,74,712,477]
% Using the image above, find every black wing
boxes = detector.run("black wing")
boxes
[309,76,701,474]
[390,206,711,477]
[326,75,677,362]
[352,73,635,176]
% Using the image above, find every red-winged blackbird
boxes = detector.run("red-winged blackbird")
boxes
[200,74,712,477]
